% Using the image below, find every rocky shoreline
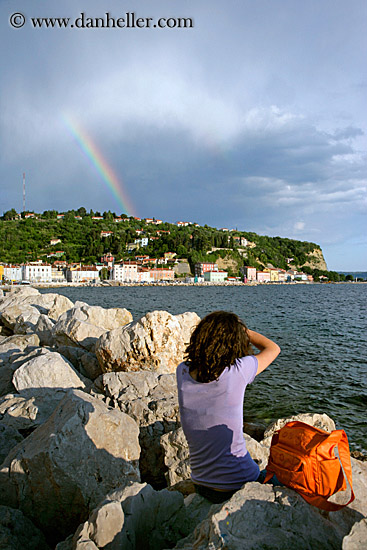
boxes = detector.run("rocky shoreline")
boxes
[0,286,366,549]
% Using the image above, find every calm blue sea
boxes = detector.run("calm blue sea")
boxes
[41,284,367,452]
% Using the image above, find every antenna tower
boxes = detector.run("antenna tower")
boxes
[23,173,26,212]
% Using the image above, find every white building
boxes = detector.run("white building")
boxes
[51,266,67,283]
[22,263,52,283]
[203,271,228,282]
[134,237,149,247]
[66,266,99,283]
[112,263,138,283]
[3,265,23,282]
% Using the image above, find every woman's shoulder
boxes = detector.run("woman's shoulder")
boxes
[233,355,258,383]
[176,361,189,378]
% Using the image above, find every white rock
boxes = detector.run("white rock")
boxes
[93,371,179,486]
[0,389,68,432]
[95,310,200,374]
[0,390,141,545]
[2,304,41,333]
[53,304,132,352]
[34,314,55,346]
[343,518,367,550]
[0,334,40,354]
[12,350,86,391]
[174,482,360,549]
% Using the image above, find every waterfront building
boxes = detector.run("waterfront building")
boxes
[112,262,138,283]
[242,266,257,282]
[195,263,218,277]
[294,273,308,281]
[267,268,279,282]
[149,268,175,281]
[51,266,67,283]
[23,263,52,283]
[256,271,271,283]
[2,265,22,282]
[136,268,151,283]
[203,270,228,282]
[66,266,99,283]
[278,270,287,283]
[286,270,296,281]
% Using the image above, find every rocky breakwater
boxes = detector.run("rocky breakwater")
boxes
[0,286,366,549]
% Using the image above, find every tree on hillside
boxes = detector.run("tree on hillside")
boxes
[3,209,19,220]
[42,210,58,219]
[77,207,87,217]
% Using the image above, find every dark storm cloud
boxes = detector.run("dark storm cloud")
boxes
[1,0,366,269]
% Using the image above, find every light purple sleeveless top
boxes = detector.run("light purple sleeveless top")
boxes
[176,356,260,490]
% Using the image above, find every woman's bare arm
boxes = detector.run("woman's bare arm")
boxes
[247,329,280,375]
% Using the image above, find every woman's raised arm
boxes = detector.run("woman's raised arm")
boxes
[247,329,280,375]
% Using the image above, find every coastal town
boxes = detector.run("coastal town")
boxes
[0,256,313,286]
[0,210,338,285]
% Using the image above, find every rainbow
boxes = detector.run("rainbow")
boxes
[62,115,136,217]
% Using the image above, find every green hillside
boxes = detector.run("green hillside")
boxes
[0,208,344,281]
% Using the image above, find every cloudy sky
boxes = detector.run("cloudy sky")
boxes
[1,0,366,270]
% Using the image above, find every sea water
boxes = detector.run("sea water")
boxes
[41,284,367,452]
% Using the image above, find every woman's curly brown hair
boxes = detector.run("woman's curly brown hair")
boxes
[184,311,253,383]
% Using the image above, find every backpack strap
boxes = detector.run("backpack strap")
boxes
[264,428,355,511]
[301,430,355,511]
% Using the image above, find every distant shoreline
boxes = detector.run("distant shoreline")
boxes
[2,280,367,291]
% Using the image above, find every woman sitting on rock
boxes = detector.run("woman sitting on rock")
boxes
[176,310,281,503]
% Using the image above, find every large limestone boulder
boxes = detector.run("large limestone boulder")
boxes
[58,345,103,381]
[0,505,50,550]
[57,455,367,550]
[12,349,86,391]
[0,390,141,545]
[0,424,23,464]
[53,304,133,352]
[327,458,367,537]
[0,333,40,354]
[34,314,55,346]
[0,287,39,312]
[174,482,362,549]
[0,346,42,398]
[161,428,191,486]
[1,304,41,333]
[0,389,69,433]
[46,293,74,321]
[58,482,212,550]
[95,310,199,374]
[93,371,180,486]
[343,518,367,549]
[0,288,72,324]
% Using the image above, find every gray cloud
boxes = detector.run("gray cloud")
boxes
[1,0,366,269]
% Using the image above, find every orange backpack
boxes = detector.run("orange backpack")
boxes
[264,421,355,511]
